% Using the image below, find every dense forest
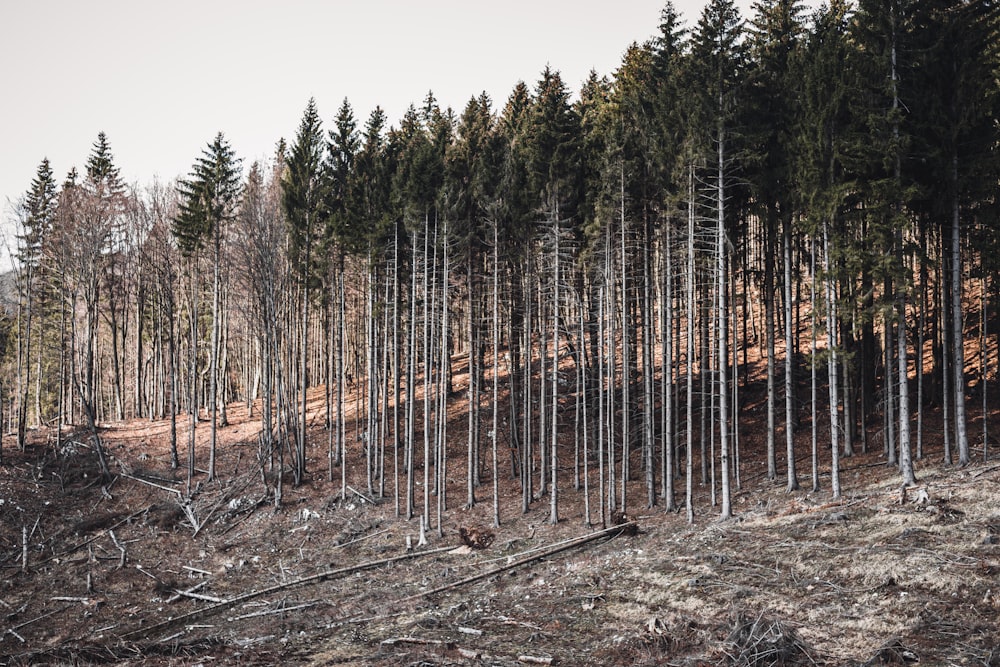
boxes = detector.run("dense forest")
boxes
[5,0,999,535]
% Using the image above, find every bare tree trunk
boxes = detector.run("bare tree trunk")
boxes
[686,163,696,524]
[466,255,478,509]
[581,302,591,526]
[297,247,309,485]
[663,218,676,512]
[187,258,198,494]
[717,129,732,520]
[810,236,819,492]
[393,227,401,516]
[549,202,560,526]
[619,168,629,514]
[437,219,450,536]
[208,226,222,481]
[784,220,799,492]
[491,221,501,529]
[823,223,841,498]
[765,212,778,481]
[643,221,655,509]
[951,157,970,465]
[16,265,33,452]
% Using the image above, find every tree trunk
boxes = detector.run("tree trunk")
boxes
[951,156,970,465]
[784,219,799,492]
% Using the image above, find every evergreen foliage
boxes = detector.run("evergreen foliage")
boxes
[173,132,242,255]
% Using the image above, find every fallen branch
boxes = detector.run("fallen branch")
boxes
[5,605,70,636]
[399,521,637,604]
[972,465,1000,479]
[172,589,224,603]
[122,545,455,641]
[178,500,200,535]
[518,655,554,665]
[380,636,445,647]
[335,528,389,550]
[121,473,182,497]
[36,506,151,568]
[346,485,377,505]
[229,600,322,621]
[166,580,211,604]
[109,530,126,569]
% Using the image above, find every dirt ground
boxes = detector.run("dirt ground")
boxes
[1,381,999,666]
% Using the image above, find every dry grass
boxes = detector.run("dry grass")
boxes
[2,382,999,665]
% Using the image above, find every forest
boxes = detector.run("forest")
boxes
[5,0,1000,536]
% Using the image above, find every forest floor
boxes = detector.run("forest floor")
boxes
[1,376,999,666]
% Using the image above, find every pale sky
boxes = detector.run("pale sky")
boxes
[0,0,818,241]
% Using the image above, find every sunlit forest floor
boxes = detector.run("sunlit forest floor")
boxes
[1,363,999,665]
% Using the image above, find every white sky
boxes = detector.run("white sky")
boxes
[0,0,819,237]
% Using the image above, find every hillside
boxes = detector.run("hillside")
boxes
[1,381,999,666]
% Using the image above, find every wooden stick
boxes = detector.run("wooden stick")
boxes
[109,530,126,569]
[380,636,444,646]
[166,580,211,604]
[229,600,322,621]
[335,528,389,550]
[122,545,455,641]
[36,505,151,567]
[172,590,225,603]
[121,473,182,497]
[346,485,376,505]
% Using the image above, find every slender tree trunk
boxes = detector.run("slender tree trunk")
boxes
[810,236,819,492]
[467,257,478,509]
[784,220,799,491]
[824,223,841,498]
[16,266,33,453]
[619,169,629,514]
[208,228,221,480]
[187,259,198,494]
[549,202,560,526]
[952,157,970,465]
[297,239,310,484]
[581,302,591,526]
[765,210,778,481]
[663,218,675,512]
[492,221,501,528]
[686,163,696,524]
[717,128,732,520]
[393,228,401,516]
[643,220,655,509]
[598,280,607,528]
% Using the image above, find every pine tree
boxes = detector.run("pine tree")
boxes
[795,0,853,498]
[524,66,581,524]
[690,0,747,519]
[748,0,807,491]
[15,158,59,451]
[908,0,1000,466]
[282,99,328,484]
[174,132,242,483]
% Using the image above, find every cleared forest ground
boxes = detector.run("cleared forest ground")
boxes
[1,383,999,666]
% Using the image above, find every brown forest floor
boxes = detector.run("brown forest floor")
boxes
[1,362,1000,666]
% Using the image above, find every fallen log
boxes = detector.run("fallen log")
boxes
[400,521,637,604]
[121,545,455,641]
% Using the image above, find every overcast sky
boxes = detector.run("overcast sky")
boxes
[0,0,819,242]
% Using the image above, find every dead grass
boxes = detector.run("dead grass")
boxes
[1,378,999,665]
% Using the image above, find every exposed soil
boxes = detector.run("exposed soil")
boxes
[1,375,999,666]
